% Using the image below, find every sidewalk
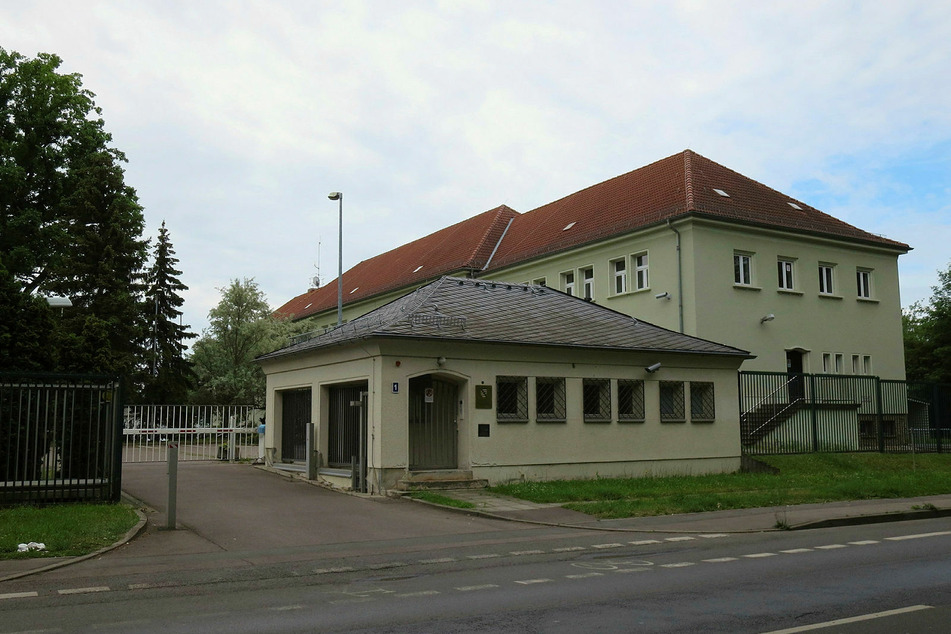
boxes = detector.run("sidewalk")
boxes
[3,462,950,583]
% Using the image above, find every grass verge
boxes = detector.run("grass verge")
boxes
[489,453,951,519]
[0,503,140,560]
[407,491,476,509]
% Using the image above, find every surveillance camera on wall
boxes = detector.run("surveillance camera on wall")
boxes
[645,362,662,373]
[654,292,670,300]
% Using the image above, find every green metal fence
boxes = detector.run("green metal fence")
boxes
[739,371,950,455]
[0,373,124,505]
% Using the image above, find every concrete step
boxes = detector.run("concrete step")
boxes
[396,470,488,491]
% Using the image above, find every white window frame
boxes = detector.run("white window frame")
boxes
[777,258,795,291]
[734,252,753,286]
[562,271,575,296]
[856,268,872,299]
[612,258,627,295]
[581,266,594,301]
[633,252,649,290]
[818,263,835,295]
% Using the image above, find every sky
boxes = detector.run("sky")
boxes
[3,1,950,340]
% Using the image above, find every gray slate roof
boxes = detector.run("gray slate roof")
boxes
[258,277,751,361]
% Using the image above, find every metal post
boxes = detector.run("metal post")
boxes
[328,191,343,327]
[166,443,178,530]
[306,422,317,480]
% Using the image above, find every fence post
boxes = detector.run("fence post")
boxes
[166,443,178,530]
[876,377,885,453]
[306,423,317,480]
[810,374,819,452]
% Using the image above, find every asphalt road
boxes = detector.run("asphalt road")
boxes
[2,516,949,632]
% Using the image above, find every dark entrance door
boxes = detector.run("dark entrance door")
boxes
[327,384,367,468]
[281,388,311,462]
[786,350,805,403]
[409,376,458,470]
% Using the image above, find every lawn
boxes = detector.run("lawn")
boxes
[489,454,951,519]
[0,503,140,560]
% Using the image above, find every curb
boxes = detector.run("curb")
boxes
[0,497,149,584]
[789,507,951,531]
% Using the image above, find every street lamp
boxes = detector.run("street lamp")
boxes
[328,191,343,327]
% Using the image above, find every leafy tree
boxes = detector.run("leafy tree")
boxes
[904,261,951,385]
[141,221,197,403]
[0,48,148,378]
[190,278,306,406]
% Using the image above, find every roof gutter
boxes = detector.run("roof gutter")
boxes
[667,219,685,333]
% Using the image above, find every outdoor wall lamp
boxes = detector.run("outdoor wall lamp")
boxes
[760,313,775,324]
[645,362,662,373]
[654,292,670,300]
[437,357,447,367]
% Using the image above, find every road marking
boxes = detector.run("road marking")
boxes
[553,546,586,552]
[314,566,354,574]
[510,549,544,556]
[660,562,695,568]
[467,553,500,559]
[703,557,739,563]
[698,533,729,539]
[515,578,552,585]
[0,591,39,600]
[396,590,440,597]
[57,586,110,595]
[565,572,603,579]
[665,536,695,542]
[743,553,776,559]
[419,557,456,564]
[848,540,879,545]
[269,605,304,611]
[456,584,499,591]
[780,548,813,554]
[592,543,624,549]
[366,562,407,570]
[761,604,933,633]
[629,539,660,545]
[815,544,847,550]
[330,597,374,604]
[886,531,951,541]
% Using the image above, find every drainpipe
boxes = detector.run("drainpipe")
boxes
[666,219,684,333]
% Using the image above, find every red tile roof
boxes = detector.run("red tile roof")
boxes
[486,150,908,269]
[275,150,909,321]
[275,205,518,320]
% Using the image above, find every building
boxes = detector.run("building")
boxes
[276,150,910,380]
[259,277,751,493]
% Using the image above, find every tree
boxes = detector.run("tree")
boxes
[904,261,951,385]
[141,221,197,403]
[190,278,306,406]
[0,48,148,378]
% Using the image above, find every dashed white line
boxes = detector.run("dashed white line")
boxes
[0,591,39,600]
[703,557,739,563]
[366,562,407,570]
[269,605,304,611]
[467,553,500,560]
[419,557,456,564]
[698,533,729,539]
[660,562,695,568]
[565,572,603,579]
[592,543,624,549]
[886,531,951,541]
[456,584,499,591]
[848,540,879,545]
[743,553,777,559]
[629,539,660,545]
[665,536,695,542]
[514,578,552,585]
[553,546,586,552]
[815,544,847,550]
[396,590,440,597]
[510,549,544,556]
[780,548,813,554]
[57,586,110,595]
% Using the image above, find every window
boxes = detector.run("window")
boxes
[852,354,861,375]
[856,269,872,298]
[822,353,832,373]
[532,277,547,287]
[634,252,649,290]
[734,252,753,286]
[777,259,795,290]
[863,355,872,375]
[583,379,611,422]
[536,377,566,422]
[617,380,645,422]
[818,263,835,295]
[562,271,575,296]
[834,353,844,374]
[496,376,527,422]
[581,267,594,300]
[612,259,627,295]
[659,381,685,422]
[690,382,715,421]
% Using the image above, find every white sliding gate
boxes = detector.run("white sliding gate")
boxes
[123,405,263,463]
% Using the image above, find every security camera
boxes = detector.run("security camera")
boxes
[655,292,670,300]
[645,362,662,373]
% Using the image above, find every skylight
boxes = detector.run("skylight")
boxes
[787,202,803,210]
[563,222,576,231]
[713,188,730,197]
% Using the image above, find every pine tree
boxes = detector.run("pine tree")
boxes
[142,221,197,403]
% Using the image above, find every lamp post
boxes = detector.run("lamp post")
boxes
[328,191,343,327]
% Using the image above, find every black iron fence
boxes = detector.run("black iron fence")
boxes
[739,371,951,455]
[0,373,123,505]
